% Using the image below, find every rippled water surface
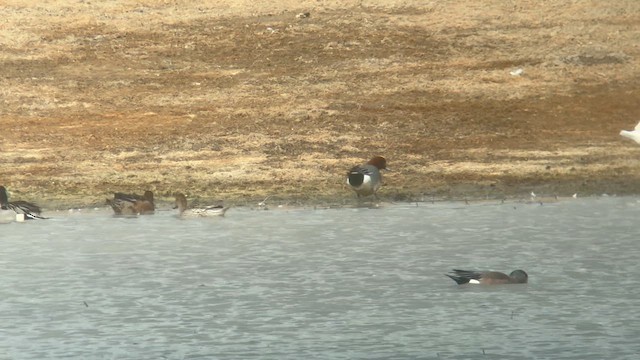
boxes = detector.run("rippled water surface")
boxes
[2,197,639,359]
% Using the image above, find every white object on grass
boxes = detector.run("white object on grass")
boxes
[620,121,640,144]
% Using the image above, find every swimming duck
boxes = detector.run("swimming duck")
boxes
[446,269,528,285]
[106,190,155,215]
[346,156,388,198]
[0,186,46,220]
[174,193,229,217]
[620,121,640,144]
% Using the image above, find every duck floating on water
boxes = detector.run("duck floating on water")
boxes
[174,193,229,217]
[446,269,528,285]
[106,190,155,215]
[0,186,47,221]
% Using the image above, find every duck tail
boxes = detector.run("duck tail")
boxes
[105,198,124,214]
[8,201,47,220]
[445,273,470,285]
[446,269,482,285]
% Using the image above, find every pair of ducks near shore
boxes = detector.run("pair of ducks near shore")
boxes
[106,191,229,217]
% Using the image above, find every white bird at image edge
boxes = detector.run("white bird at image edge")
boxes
[620,121,640,144]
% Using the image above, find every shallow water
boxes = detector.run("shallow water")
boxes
[1,197,639,359]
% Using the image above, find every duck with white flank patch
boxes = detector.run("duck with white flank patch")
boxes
[346,156,388,198]
[446,269,528,285]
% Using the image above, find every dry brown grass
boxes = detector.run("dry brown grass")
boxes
[1,0,640,208]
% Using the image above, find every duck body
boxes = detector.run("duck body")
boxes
[346,156,388,198]
[0,186,46,220]
[446,269,528,285]
[106,190,155,215]
[174,193,229,217]
[180,206,229,217]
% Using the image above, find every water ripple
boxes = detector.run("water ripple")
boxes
[1,198,639,359]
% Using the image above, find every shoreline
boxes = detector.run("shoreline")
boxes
[24,179,640,213]
[30,192,636,218]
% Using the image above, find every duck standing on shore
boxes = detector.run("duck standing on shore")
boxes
[106,190,155,215]
[174,193,229,217]
[346,156,389,198]
[0,186,46,221]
